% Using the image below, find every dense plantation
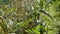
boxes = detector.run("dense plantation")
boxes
[0,0,60,34]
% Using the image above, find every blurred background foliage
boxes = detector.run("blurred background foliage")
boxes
[0,0,60,34]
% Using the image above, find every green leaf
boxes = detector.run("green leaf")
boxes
[40,0,43,9]
[2,23,7,31]
[14,18,33,32]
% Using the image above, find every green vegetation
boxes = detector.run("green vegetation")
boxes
[0,0,60,34]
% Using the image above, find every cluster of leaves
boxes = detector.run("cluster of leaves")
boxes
[0,0,60,34]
